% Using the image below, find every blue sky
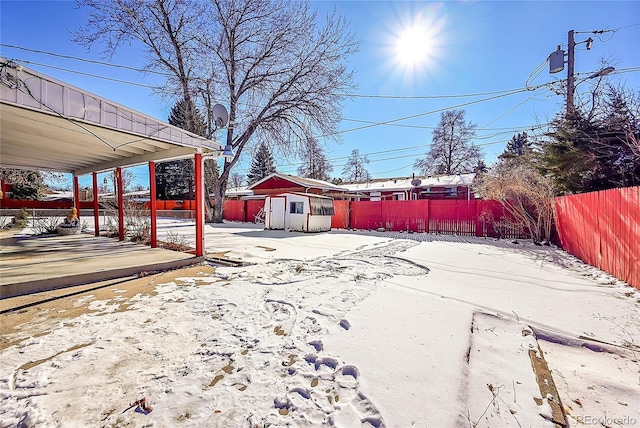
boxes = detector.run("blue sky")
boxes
[1,0,639,189]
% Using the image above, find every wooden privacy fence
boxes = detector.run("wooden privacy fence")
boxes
[224,198,527,239]
[223,199,265,223]
[555,186,639,290]
[2,188,637,288]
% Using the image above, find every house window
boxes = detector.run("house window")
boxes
[290,201,304,214]
[445,187,458,198]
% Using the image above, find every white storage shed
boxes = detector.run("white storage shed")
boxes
[264,192,334,232]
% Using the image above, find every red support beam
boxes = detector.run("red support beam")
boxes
[149,162,157,248]
[73,175,80,218]
[117,167,124,241]
[195,153,204,257]
[92,172,100,236]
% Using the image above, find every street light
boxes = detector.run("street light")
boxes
[587,66,615,79]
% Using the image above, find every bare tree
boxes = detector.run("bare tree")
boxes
[297,136,333,181]
[342,149,370,182]
[103,169,136,195]
[75,0,359,222]
[414,109,482,175]
[475,162,556,243]
[228,172,245,188]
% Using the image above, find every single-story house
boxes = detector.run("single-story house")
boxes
[264,192,335,232]
[249,173,348,196]
[338,173,477,201]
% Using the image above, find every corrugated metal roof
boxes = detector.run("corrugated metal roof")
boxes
[0,58,222,175]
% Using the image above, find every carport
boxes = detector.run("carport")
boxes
[0,59,223,295]
[0,59,223,256]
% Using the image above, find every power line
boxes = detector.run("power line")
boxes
[3,44,556,101]
[11,59,160,89]
[0,43,172,76]
[324,86,543,139]
[340,87,535,100]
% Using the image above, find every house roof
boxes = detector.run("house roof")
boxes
[248,173,347,192]
[0,59,221,176]
[339,173,476,192]
[268,191,333,200]
[225,186,252,197]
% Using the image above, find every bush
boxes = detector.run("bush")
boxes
[31,216,63,235]
[160,231,191,252]
[14,208,30,228]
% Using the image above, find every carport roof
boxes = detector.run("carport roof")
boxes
[0,59,221,176]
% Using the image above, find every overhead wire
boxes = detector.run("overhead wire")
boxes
[3,45,608,179]
[9,59,161,89]
[0,43,173,76]
[4,44,551,101]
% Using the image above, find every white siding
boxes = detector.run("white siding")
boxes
[264,193,333,232]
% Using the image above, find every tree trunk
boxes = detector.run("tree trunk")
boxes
[210,172,228,223]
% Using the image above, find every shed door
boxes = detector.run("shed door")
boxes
[269,196,286,229]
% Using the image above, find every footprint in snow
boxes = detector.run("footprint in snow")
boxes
[265,299,297,336]
[276,354,385,427]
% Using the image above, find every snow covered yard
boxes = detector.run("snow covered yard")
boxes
[1,220,639,427]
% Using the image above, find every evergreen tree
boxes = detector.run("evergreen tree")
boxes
[1,169,63,200]
[474,159,488,174]
[342,149,370,182]
[414,109,482,175]
[499,132,533,163]
[156,98,208,199]
[168,97,207,136]
[538,85,640,194]
[247,143,277,185]
[5,170,43,200]
[297,137,333,181]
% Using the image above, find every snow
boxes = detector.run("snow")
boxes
[338,173,476,193]
[1,220,639,427]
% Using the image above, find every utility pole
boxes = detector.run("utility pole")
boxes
[566,30,575,116]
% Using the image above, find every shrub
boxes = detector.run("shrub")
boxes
[14,208,30,228]
[31,216,63,235]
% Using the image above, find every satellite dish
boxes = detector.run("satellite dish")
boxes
[411,179,422,187]
[213,104,229,129]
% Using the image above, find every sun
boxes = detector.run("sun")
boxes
[394,24,436,69]
[385,5,447,78]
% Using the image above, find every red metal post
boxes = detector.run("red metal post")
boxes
[149,162,157,248]
[194,153,204,257]
[92,172,100,236]
[117,167,124,241]
[73,175,80,218]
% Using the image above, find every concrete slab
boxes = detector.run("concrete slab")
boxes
[0,231,202,298]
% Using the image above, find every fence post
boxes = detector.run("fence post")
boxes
[476,200,483,237]
[425,200,430,233]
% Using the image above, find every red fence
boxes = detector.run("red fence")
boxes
[330,199,523,238]
[229,198,522,238]
[3,189,637,289]
[0,198,74,209]
[555,187,639,290]
[223,199,265,223]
